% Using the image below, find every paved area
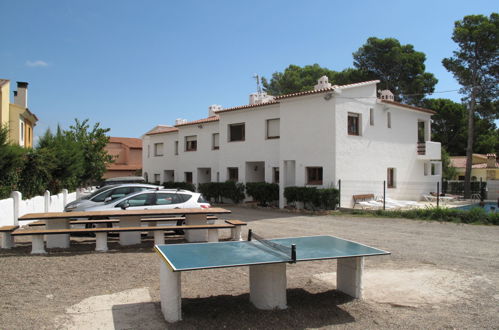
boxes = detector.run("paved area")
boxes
[1,205,498,329]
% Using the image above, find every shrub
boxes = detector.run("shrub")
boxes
[196,181,245,204]
[162,181,196,192]
[245,182,279,206]
[284,186,339,210]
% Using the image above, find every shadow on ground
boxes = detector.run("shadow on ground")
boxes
[111,289,355,329]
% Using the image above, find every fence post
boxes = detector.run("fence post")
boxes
[11,191,22,226]
[338,179,341,209]
[62,189,68,207]
[479,178,484,201]
[436,182,440,208]
[383,181,386,210]
[44,190,50,212]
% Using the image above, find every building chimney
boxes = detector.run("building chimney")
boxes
[208,104,222,117]
[379,90,394,101]
[175,118,188,126]
[15,82,28,108]
[486,154,497,168]
[249,92,275,105]
[314,76,332,91]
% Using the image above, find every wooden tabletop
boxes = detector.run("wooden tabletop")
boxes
[18,207,231,221]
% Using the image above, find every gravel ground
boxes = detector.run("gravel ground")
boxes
[1,206,498,329]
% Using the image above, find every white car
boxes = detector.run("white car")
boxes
[64,184,161,212]
[83,189,211,213]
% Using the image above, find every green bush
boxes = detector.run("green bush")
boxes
[284,186,339,210]
[161,181,196,192]
[245,182,279,206]
[196,181,245,204]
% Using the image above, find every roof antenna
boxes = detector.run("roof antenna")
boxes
[253,74,262,94]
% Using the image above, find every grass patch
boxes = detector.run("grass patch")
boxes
[342,206,498,225]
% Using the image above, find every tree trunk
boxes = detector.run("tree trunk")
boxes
[463,89,476,199]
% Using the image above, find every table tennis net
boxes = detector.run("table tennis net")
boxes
[248,230,296,263]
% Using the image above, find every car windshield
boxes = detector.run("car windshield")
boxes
[82,185,117,200]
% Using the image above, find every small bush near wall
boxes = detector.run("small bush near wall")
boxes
[245,182,279,206]
[162,181,196,192]
[197,182,245,204]
[284,186,339,210]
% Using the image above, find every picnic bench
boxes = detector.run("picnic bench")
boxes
[12,223,238,254]
[0,225,19,249]
[352,194,375,208]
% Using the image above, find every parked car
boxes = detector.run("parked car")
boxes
[82,189,212,223]
[64,184,161,212]
[101,176,146,186]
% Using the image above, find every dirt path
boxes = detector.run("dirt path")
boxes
[1,206,498,329]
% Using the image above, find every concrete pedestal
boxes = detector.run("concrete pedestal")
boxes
[1,232,15,249]
[46,219,70,249]
[160,261,182,322]
[336,257,364,298]
[119,216,141,245]
[231,226,243,241]
[95,232,108,252]
[207,229,218,242]
[31,235,46,254]
[184,214,207,242]
[154,230,165,245]
[249,263,287,309]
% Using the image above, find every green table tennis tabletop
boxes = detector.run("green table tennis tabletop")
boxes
[155,235,390,271]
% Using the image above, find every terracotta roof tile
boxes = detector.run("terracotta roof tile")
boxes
[108,137,142,148]
[107,164,142,171]
[450,155,498,168]
[175,115,220,127]
[380,100,436,115]
[214,102,279,114]
[274,80,380,100]
[145,125,179,135]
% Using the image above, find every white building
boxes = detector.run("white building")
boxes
[142,77,442,207]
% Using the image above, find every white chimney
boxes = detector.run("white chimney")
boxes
[208,104,222,117]
[175,118,188,125]
[249,92,275,105]
[486,154,497,168]
[314,76,332,91]
[14,82,28,108]
[379,90,394,101]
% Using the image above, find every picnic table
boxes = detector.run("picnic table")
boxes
[18,208,231,248]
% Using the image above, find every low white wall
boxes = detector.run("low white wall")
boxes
[0,189,85,227]
[488,180,499,200]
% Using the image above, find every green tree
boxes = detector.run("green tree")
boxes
[441,148,457,180]
[68,119,113,186]
[442,13,499,198]
[0,125,26,198]
[353,37,438,105]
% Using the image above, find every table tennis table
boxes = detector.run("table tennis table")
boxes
[154,233,390,322]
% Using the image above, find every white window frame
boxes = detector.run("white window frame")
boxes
[154,143,164,156]
[266,118,280,139]
[212,133,220,150]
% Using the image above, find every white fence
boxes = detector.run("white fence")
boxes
[0,188,92,227]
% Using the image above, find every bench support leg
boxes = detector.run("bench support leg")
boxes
[31,235,47,254]
[147,221,156,238]
[249,263,287,310]
[119,216,142,246]
[154,230,165,245]
[184,214,207,242]
[46,219,70,249]
[207,229,218,242]
[95,232,108,252]
[1,232,15,249]
[160,261,182,322]
[337,257,364,299]
[231,226,243,241]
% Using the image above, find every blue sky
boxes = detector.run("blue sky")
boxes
[0,0,497,140]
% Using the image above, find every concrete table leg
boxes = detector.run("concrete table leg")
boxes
[1,232,15,249]
[207,229,218,242]
[154,230,165,245]
[95,232,108,252]
[147,221,156,237]
[249,263,287,309]
[31,235,47,254]
[119,216,141,245]
[231,226,242,241]
[46,219,70,249]
[160,261,182,322]
[336,257,364,299]
[184,214,207,242]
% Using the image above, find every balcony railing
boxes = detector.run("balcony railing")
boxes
[417,141,441,160]
[417,142,426,155]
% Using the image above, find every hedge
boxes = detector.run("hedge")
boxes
[161,181,196,192]
[197,181,245,204]
[245,182,279,206]
[284,186,339,210]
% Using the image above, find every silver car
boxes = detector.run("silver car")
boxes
[64,184,161,212]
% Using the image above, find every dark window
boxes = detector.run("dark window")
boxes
[229,123,245,142]
[185,136,197,151]
[307,167,323,185]
[228,167,238,181]
[212,133,220,150]
[387,168,396,188]
[118,193,155,207]
[369,108,374,126]
[348,113,360,136]
[174,141,179,155]
[185,172,193,184]
[273,167,280,184]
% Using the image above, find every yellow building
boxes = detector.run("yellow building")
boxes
[450,153,499,181]
[0,79,38,147]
